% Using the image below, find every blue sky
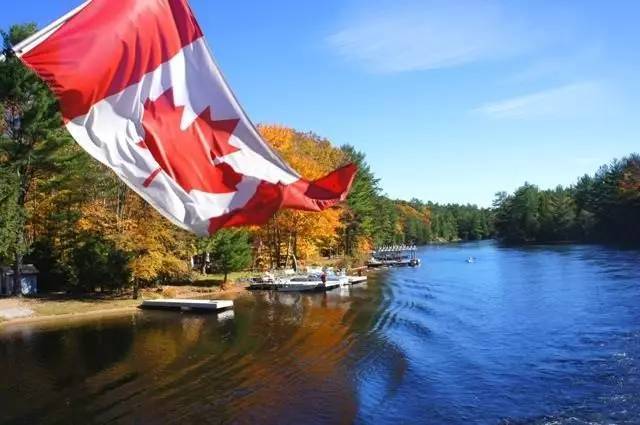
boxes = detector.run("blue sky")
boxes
[3,0,639,206]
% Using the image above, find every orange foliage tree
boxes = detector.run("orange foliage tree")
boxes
[254,125,349,269]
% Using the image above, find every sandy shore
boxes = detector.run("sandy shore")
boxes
[0,283,248,329]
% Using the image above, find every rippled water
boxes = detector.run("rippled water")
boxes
[1,241,640,424]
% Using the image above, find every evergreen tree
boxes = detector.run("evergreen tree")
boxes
[0,168,22,264]
[204,229,252,285]
[0,24,73,290]
[340,145,380,253]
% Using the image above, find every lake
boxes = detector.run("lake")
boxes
[1,241,639,424]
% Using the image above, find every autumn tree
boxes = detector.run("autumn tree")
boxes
[256,125,346,266]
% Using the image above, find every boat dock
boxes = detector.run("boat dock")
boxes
[367,245,421,268]
[348,276,368,284]
[248,275,367,291]
[140,299,233,312]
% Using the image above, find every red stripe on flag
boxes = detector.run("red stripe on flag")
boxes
[143,167,163,188]
[281,163,358,211]
[21,0,203,121]
[208,164,358,233]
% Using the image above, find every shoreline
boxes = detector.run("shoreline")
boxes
[0,265,377,330]
[0,283,249,330]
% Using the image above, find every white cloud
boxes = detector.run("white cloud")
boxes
[327,0,543,73]
[474,81,607,119]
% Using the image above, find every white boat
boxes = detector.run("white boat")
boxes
[273,272,348,292]
[274,275,325,292]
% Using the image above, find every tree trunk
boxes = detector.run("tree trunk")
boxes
[222,269,229,291]
[284,233,291,269]
[13,168,29,297]
[132,279,139,300]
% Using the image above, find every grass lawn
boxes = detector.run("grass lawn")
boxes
[191,271,253,286]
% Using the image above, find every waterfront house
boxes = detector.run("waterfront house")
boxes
[0,265,39,296]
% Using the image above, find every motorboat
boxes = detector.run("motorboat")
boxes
[274,271,348,292]
[274,274,326,292]
[366,257,385,268]
[247,273,276,290]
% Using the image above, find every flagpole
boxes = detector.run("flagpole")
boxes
[0,0,92,62]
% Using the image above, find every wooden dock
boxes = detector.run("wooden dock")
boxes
[140,299,233,312]
[348,276,367,285]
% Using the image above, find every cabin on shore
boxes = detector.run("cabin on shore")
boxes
[0,265,39,296]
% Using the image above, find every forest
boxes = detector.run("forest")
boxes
[0,24,492,294]
[1,24,638,295]
[493,154,640,244]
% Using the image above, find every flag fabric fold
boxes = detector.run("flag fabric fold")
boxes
[19,0,356,235]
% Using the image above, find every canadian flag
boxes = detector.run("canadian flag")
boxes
[17,0,356,235]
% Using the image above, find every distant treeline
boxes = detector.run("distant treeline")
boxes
[339,148,493,253]
[395,200,493,244]
[493,154,640,244]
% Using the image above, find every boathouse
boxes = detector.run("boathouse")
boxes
[0,265,39,296]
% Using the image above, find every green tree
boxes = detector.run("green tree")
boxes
[202,229,252,286]
[340,145,380,254]
[493,183,542,243]
[0,23,73,291]
[0,168,22,265]
[71,233,131,293]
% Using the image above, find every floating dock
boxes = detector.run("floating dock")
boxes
[348,276,368,285]
[140,299,233,312]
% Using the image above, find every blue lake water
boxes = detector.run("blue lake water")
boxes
[1,241,639,424]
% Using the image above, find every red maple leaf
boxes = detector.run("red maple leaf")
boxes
[139,88,242,193]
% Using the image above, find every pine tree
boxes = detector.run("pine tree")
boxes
[204,229,252,286]
[340,145,380,254]
[0,24,73,293]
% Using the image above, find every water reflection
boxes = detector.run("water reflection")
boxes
[1,242,640,424]
[0,281,385,425]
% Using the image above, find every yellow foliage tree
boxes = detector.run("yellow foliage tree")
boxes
[253,125,348,268]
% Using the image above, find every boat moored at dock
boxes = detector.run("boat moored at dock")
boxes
[247,269,366,292]
[367,245,421,268]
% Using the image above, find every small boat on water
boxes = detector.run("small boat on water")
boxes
[246,273,276,290]
[274,275,325,292]
[274,272,349,292]
[247,267,366,292]
[366,257,385,268]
